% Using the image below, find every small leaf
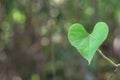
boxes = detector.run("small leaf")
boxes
[68,22,109,64]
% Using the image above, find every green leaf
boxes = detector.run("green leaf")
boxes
[68,22,109,64]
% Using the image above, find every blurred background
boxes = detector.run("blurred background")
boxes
[0,0,120,80]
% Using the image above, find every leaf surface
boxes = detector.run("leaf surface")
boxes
[68,22,109,64]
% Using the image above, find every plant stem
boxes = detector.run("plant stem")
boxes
[97,49,118,67]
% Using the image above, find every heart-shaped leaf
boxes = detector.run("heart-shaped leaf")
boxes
[68,22,109,64]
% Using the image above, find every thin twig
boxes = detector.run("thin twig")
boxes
[109,67,118,80]
[108,64,120,80]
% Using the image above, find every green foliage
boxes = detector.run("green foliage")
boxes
[1,0,120,79]
[68,22,109,64]
[31,74,40,80]
[11,8,26,24]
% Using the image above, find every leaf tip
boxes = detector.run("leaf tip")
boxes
[87,58,92,65]
[88,60,91,65]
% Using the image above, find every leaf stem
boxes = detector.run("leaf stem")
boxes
[97,49,118,67]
